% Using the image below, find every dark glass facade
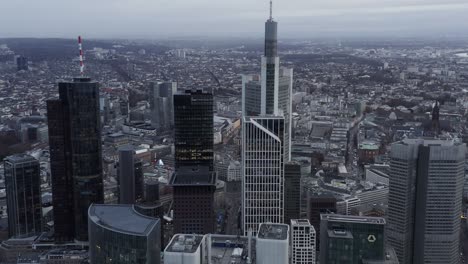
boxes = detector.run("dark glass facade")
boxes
[320,215,386,264]
[16,56,28,71]
[284,162,301,225]
[307,196,337,249]
[170,166,216,235]
[88,204,160,264]
[264,20,278,57]
[4,154,42,238]
[264,19,278,115]
[173,89,213,170]
[118,145,144,204]
[47,77,103,242]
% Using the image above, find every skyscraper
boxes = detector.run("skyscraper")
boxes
[284,162,301,225]
[149,81,177,131]
[242,116,285,235]
[118,145,144,204]
[290,219,316,264]
[47,77,104,242]
[3,154,42,238]
[171,89,216,234]
[174,89,214,170]
[241,0,292,237]
[241,2,293,161]
[387,139,466,264]
[170,166,216,234]
[16,56,28,71]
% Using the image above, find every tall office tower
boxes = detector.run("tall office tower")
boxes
[174,89,214,170]
[3,154,42,238]
[16,56,28,71]
[284,162,301,225]
[242,116,285,235]
[306,195,336,249]
[170,166,216,234]
[88,204,161,264]
[291,219,316,264]
[387,139,466,264]
[118,145,144,204]
[242,1,293,161]
[320,214,386,263]
[47,77,104,242]
[262,0,279,116]
[149,81,177,131]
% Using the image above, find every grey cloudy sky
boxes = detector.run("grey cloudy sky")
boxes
[1,0,467,39]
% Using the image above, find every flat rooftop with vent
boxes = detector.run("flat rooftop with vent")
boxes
[165,234,204,254]
[320,214,386,225]
[257,223,289,240]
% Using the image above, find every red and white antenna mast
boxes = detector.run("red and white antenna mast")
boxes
[78,36,84,75]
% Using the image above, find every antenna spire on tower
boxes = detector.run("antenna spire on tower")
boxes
[270,0,273,20]
[78,36,84,76]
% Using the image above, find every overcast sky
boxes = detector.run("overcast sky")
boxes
[1,0,467,39]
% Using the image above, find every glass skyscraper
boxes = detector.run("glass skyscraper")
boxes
[47,77,104,242]
[149,81,177,131]
[173,89,214,170]
[3,154,42,238]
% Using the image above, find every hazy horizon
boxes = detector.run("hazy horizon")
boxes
[1,0,468,39]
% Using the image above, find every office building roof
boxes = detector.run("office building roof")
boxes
[290,219,312,226]
[88,204,159,236]
[257,223,289,240]
[321,214,386,225]
[4,153,37,164]
[165,234,204,253]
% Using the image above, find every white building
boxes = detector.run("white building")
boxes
[242,116,285,235]
[290,219,316,264]
[256,223,289,264]
[227,161,241,181]
[164,234,205,264]
[336,197,361,215]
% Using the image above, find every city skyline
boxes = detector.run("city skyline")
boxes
[0,0,467,263]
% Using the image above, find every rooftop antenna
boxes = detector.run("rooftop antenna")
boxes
[269,0,273,20]
[78,36,84,75]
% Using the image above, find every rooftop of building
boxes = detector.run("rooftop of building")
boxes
[4,153,37,164]
[165,234,204,253]
[179,89,211,95]
[73,77,92,83]
[290,219,312,226]
[209,235,256,264]
[170,166,216,186]
[359,141,380,150]
[398,138,463,147]
[321,214,386,225]
[257,223,289,240]
[118,144,135,152]
[88,204,159,236]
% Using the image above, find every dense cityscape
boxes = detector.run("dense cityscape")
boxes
[1,1,468,264]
